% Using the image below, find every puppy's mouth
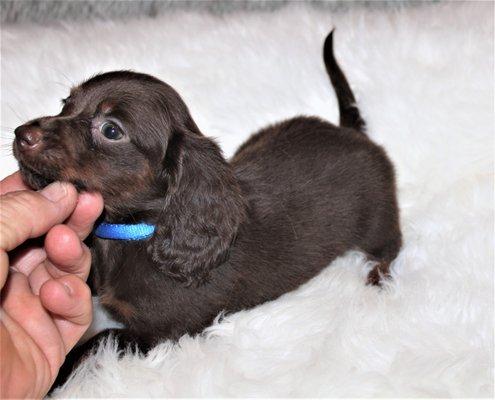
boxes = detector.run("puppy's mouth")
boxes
[14,137,90,191]
[18,161,89,192]
[18,161,56,190]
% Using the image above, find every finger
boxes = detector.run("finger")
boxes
[21,225,91,296]
[65,191,104,240]
[44,225,91,280]
[0,171,29,195]
[26,261,52,295]
[0,182,78,252]
[0,171,29,285]
[10,245,47,275]
[39,275,92,352]
[1,271,65,378]
[7,237,45,289]
[4,239,46,288]
[39,275,92,326]
[10,247,48,295]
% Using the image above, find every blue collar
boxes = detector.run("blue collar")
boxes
[94,222,155,241]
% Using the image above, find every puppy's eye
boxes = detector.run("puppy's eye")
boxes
[101,122,123,140]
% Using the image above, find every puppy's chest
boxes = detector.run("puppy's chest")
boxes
[92,239,154,322]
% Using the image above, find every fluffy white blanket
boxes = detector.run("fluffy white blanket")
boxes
[1,2,493,397]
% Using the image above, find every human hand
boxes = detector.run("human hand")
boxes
[0,172,103,398]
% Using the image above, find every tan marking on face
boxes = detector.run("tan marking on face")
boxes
[137,160,154,183]
[61,163,105,192]
[99,101,115,114]
[61,165,79,181]
[100,288,136,321]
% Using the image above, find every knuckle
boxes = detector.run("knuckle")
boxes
[0,191,45,249]
[3,191,41,213]
[0,191,43,225]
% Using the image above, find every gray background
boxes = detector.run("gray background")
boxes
[1,0,438,25]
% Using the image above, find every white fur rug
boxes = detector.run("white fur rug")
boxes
[1,2,493,398]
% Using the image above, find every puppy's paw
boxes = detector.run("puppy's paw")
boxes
[366,262,391,286]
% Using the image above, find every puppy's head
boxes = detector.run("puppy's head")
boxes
[14,71,246,283]
[14,71,198,215]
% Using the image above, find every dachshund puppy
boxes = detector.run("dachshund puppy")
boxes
[14,31,401,370]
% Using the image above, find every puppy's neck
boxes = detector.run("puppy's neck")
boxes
[101,198,168,225]
[98,131,247,274]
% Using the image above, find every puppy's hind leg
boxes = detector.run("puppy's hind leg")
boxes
[366,259,392,286]
[364,238,402,286]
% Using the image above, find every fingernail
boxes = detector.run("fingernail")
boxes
[40,182,69,202]
[62,282,73,296]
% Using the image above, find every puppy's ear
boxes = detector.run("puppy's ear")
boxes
[148,128,246,285]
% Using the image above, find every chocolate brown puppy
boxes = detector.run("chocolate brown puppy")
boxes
[14,31,401,353]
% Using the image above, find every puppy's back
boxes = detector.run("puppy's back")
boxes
[226,114,398,310]
[232,115,395,237]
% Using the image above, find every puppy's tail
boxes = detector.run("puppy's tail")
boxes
[323,29,366,134]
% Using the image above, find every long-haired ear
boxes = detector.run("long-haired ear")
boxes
[148,128,246,286]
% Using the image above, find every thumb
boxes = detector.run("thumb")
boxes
[0,182,77,287]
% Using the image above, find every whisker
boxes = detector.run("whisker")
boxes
[47,66,75,87]
[52,81,71,90]
[6,104,25,123]
[0,147,14,156]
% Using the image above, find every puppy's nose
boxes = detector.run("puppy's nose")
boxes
[14,125,44,150]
